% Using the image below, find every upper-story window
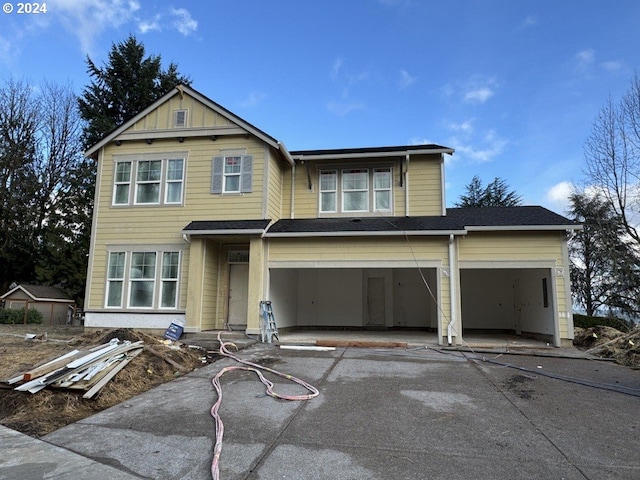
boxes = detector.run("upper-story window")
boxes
[113,156,185,206]
[211,155,253,194]
[319,167,392,214]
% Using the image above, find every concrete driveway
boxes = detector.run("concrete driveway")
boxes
[5,342,640,479]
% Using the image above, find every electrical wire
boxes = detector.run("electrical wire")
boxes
[210,331,319,480]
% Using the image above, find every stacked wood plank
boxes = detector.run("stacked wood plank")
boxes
[5,338,144,399]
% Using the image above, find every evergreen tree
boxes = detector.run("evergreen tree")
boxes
[455,175,523,207]
[78,34,191,148]
[568,190,640,317]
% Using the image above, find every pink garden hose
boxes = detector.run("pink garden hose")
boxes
[210,332,319,479]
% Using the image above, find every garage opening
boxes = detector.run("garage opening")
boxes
[460,268,556,344]
[269,267,438,332]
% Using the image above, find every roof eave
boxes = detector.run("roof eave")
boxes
[465,225,582,232]
[264,229,467,238]
[291,147,454,162]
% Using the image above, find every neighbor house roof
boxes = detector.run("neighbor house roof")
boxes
[1,284,73,302]
[264,206,579,237]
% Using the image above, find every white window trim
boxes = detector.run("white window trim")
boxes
[112,154,187,207]
[104,248,182,310]
[342,169,369,213]
[318,166,394,215]
[319,170,338,213]
[373,168,392,212]
[128,251,158,309]
[223,156,242,193]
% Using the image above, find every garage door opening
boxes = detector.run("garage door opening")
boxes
[268,267,439,332]
[460,268,556,344]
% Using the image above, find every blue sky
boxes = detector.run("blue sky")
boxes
[2,0,640,214]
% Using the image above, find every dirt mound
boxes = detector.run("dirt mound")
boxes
[574,325,640,368]
[0,327,220,437]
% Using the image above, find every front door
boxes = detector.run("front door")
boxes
[228,263,249,330]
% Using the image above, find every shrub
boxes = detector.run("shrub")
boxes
[573,313,633,333]
[0,308,44,324]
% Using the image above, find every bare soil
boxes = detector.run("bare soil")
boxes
[0,325,219,438]
[573,325,640,368]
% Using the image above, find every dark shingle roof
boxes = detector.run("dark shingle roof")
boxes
[182,219,271,234]
[265,206,577,236]
[1,284,73,301]
[289,144,453,157]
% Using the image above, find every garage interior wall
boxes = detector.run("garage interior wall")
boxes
[269,267,437,330]
[460,268,555,340]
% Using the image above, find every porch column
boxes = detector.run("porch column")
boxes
[246,237,266,335]
[184,237,205,332]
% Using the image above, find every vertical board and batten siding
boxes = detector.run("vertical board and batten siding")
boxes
[406,155,443,216]
[131,95,235,131]
[458,231,571,337]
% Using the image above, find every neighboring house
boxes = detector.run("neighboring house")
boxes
[1,284,76,325]
[84,84,580,346]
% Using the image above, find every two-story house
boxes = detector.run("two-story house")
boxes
[84,85,579,346]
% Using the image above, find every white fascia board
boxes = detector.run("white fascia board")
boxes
[277,141,296,166]
[292,148,454,161]
[0,285,24,300]
[264,230,467,238]
[465,225,581,232]
[181,229,267,236]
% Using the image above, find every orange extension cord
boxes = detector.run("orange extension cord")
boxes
[210,332,319,480]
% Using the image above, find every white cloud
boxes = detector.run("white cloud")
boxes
[545,181,574,213]
[399,69,416,89]
[601,60,623,72]
[240,91,266,108]
[522,15,538,27]
[52,0,141,53]
[464,87,494,104]
[447,119,474,134]
[327,100,364,116]
[443,75,498,105]
[171,8,198,36]
[139,15,161,34]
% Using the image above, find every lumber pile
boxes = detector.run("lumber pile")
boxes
[4,338,144,399]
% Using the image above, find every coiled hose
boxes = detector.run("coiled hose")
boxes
[210,332,319,479]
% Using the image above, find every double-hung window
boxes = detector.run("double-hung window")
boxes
[135,160,162,204]
[342,169,369,212]
[373,168,392,211]
[105,249,181,309]
[113,155,186,206]
[319,170,337,212]
[211,154,253,194]
[319,167,393,214]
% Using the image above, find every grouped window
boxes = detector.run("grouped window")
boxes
[113,157,185,206]
[106,250,181,309]
[319,168,393,214]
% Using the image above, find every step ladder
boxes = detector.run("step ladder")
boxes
[260,301,279,344]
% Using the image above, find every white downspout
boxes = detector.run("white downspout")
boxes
[447,234,456,345]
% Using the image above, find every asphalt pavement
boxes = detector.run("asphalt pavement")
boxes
[2,342,640,479]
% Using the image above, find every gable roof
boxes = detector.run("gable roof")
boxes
[264,206,579,237]
[1,284,73,302]
[84,84,295,165]
[182,219,272,236]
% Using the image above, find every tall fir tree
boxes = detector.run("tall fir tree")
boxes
[78,34,191,148]
[455,175,523,207]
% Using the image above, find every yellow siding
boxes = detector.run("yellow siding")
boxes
[268,236,448,262]
[89,133,268,310]
[407,155,443,215]
[458,232,564,261]
[201,240,220,329]
[266,150,284,220]
[292,161,318,218]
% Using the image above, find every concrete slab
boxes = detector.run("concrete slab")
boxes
[0,425,138,480]
[23,343,640,479]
